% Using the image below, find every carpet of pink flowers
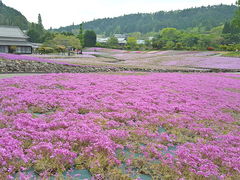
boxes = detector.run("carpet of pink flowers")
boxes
[0,73,240,179]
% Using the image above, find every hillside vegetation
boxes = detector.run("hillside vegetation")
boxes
[0,1,28,30]
[55,5,237,34]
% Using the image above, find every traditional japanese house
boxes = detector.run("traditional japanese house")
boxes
[0,25,33,54]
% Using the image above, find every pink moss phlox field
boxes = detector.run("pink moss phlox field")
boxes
[0,73,240,179]
[0,53,97,67]
[161,56,240,69]
[0,53,80,66]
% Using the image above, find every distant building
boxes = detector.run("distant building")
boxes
[137,40,145,45]
[31,43,43,50]
[114,34,128,39]
[97,37,109,43]
[117,38,127,45]
[148,37,154,41]
[0,26,33,54]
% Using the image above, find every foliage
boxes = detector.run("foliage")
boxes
[37,14,44,32]
[221,1,240,45]
[222,21,240,34]
[36,46,54,54]
[43,34,81,51]
[222,51,240,57]
[27,14,46,43]
[84,30,97,47]
[0,2,28,29]
[78,23,84,48]
[41,31,56,42]
[54,5,237,34]
[27,23,43,43]
[126,37,137,49]
[222,34,240,45]
[107,36,119,46]
[152,28,222,50]
[219,44,240,51]
[232,0,240,28]
[60,32,74,36]
[160,28,180,41]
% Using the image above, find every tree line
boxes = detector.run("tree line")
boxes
[97,1,240,52]
[28,18,97,54]
[55,5,236,35]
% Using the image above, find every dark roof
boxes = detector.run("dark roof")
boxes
[0,41,33,47]
[0,26,28,39]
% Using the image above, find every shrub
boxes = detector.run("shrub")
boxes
[36,46,54,54]
[219,44,240,51]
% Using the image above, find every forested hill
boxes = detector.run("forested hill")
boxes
[0,1,28,30]
[55,4,237,35]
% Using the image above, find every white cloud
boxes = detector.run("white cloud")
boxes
[3,0,237,29]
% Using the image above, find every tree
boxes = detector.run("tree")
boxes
[160,28,180,42]
[42,31,55,42]
[128,32,142,39]
[27,23,42,43]
[222,33,240,44]
[222,1,240,44]
[43,34,81,52]
[164,41,175,49]
[127,37,137,49]
[27,14,45,43]
[155,28,181,49]
[180,33,199,48]
[152,34,164,49]
[78,23,84,48]
[84,30,96,47]
[107,36,119,46]
[232,0,240,28]
[55,5,236,35]
[222,22,232,34]
[38,14,44,32]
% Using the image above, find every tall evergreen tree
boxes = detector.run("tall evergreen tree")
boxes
[38,13,44,32]
[222,22,231,34]
[84,30,96,47]
[78,23,84,48]
[232,0,240,28]
[27,14,45,43]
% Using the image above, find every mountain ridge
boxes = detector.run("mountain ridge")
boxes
[54,4,237,35]
[0,1,28,30]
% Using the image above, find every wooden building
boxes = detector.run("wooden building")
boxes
[0,26,33,54]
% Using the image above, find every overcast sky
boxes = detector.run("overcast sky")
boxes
[3,0,237,29]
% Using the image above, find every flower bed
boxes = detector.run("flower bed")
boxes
[0,53,79,67]
[0,73,239,179]
[160,56,240,70]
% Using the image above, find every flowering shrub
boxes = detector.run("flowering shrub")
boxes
[0,73,239,179]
